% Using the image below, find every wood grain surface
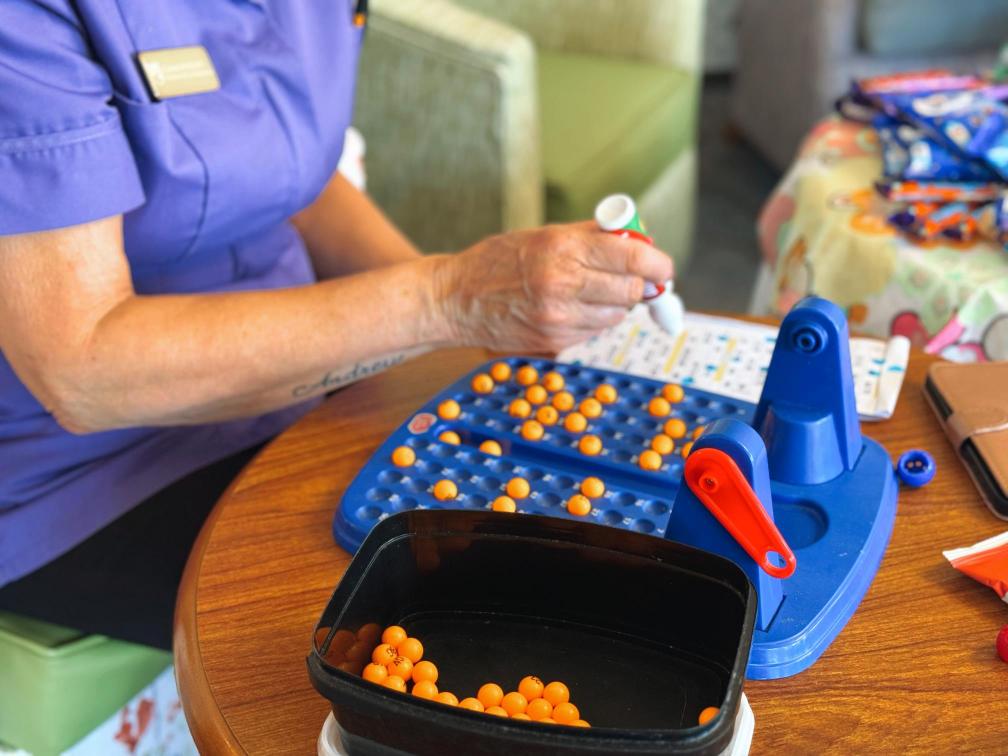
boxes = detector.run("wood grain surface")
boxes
[175,345,1008,755]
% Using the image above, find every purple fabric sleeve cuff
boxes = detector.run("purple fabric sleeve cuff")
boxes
[0,116,145,235]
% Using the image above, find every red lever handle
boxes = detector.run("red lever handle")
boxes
[683,447,797,579]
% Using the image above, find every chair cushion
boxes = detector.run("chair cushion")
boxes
[538,50,698,223]
[861,0,1008,57]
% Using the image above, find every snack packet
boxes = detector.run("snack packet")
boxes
[943,531,1008,604]
[875,180,1002,203]
[915,202,972,240]
[888,202,938,231]
[904,89,1008,179]
[973,195,1008,243]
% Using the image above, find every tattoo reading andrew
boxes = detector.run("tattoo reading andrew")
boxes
[292,353,408,398]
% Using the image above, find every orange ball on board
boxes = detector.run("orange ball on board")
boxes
[578,435,602,456]
[490,362,512,383]
[542,371,565,392]
[516,365,539,386]
[437,399,460,419]
[391,446,415,467]
[471,373,494,394]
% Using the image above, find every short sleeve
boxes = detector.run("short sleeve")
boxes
[0,0,144,235]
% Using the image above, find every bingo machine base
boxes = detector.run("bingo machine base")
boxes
[332,358,898,680]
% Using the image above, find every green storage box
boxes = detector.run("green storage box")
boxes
[0,612,171,756]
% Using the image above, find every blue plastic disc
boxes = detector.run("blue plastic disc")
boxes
[896,449,936,487]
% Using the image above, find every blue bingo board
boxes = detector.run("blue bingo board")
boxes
[333,298,899,681]
[333,358,745,551]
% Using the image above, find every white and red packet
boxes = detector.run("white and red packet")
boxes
[943,530,1008,604]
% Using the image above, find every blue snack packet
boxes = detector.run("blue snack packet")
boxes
[905,89,1008,179]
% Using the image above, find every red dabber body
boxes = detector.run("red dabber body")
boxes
[594,194,684,335]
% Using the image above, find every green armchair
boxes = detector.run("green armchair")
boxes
[354,0,705,267]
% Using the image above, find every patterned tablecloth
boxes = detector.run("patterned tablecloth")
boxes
[754,117,1008,362]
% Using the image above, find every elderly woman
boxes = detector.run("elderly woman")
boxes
[0,1,671,648]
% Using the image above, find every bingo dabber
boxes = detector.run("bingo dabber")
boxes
[594,194,684,335]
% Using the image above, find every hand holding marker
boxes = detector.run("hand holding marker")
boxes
[594,194,684,335]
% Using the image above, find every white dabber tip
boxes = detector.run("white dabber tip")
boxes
[645,281,684,336]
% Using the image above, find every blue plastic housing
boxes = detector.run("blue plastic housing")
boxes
[334,397,897,677]
[332,298,898,679]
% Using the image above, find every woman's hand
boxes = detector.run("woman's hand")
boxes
[433,221,674,352]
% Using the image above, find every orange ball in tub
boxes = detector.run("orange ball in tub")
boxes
[362,663,389,684]
[412,680,439,699]
[382,625,407,646]
[383,675,407,692]
[371,643,398,666]
[477,683,504,708]
[526,698,553,720]
[542,681,569,706]
[387,655,413,680]
[397,637,424,663]
[412,660,438,684]
[518,676,545,701]
[552,702,580,724]
[501,692,528,716]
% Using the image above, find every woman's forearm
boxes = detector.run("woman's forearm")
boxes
[52,255,450,432]
[1,213,672,436]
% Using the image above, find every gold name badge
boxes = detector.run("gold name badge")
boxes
[137,45,220,100]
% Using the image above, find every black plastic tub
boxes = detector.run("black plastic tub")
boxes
[308,510,756,756]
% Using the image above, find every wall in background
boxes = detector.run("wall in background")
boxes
[704,0,740,73]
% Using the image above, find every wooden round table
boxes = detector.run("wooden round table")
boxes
[175,346,1008,754]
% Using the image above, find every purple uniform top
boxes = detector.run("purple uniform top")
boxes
[0,0,362,585]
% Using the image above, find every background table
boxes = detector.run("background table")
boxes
[175,345,1008,755]
[753,116,1008,363]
